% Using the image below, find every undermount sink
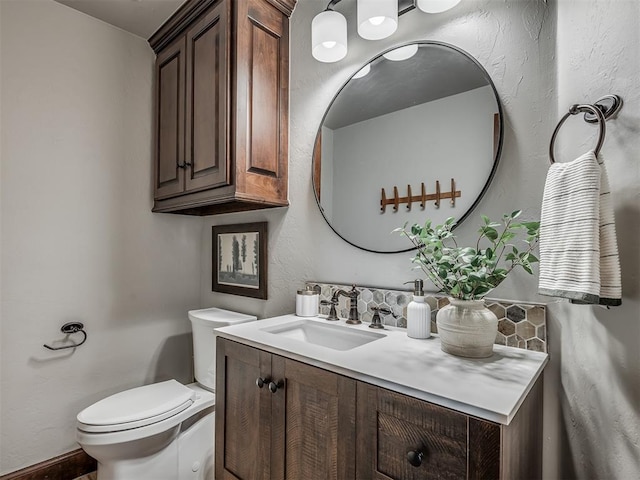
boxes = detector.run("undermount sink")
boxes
[261,319,384,351]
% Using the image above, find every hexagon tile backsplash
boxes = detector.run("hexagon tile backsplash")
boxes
[306,282,547,354]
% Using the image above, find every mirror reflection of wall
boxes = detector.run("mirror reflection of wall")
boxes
[313,42,503,253]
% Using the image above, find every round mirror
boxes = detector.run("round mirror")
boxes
[313,41,503,253]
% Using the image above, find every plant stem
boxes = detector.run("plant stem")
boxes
[488,217,513,276]
[405,230,448,292]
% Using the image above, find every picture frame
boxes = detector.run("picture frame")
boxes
[212,222,267,299]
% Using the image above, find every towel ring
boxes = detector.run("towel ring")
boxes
[549,104,606,164]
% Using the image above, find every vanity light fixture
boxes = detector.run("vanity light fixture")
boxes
[312,8,348,63]
[312,0,462,63]
[357,0,398,40]
[417,0,461,14]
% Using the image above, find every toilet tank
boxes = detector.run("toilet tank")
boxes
[188,307,257,392]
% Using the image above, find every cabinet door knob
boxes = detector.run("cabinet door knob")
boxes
[268,380,284,393]
[407,450,424,467]
[256,377,269,388]
[177,163,187,169]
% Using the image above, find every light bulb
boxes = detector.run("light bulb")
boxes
[312,10,348,63]
[417,0,462,14]
[357,0,397,40]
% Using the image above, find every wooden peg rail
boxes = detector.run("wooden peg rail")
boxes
[380,179,461,213]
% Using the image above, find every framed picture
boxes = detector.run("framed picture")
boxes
[212,222,267,299]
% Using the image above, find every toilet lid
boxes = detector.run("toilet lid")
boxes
[77,380,195,433]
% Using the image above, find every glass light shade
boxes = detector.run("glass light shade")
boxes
[312,10,348,63]
[383,44,419,61]
[417,0,462,14]
[357,0,397,40]
[352,64,371,78]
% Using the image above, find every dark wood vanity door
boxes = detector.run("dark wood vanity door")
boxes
[215,338,272,480]
[271,355,357,480]
[357,383,472,480]
[184,1,230,193]
[154,36,185,200]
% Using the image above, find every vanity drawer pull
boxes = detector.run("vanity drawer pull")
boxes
[407,449,424,467]
[256,377,269,389]
[268,380,284,393]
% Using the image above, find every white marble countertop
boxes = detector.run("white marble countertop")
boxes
[216,314,548,425]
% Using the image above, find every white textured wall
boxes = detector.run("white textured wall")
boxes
[0,0,203,474]
[552,1,640,478]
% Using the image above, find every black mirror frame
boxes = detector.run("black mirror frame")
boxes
[312,40,504,254]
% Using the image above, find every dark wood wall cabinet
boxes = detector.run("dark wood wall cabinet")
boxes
[216,338,543,480]
[149,0,296,215]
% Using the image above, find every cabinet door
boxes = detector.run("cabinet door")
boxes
[184,1,230,193]
[270,355,356,480]
[234,0,289,205]
[154,36,185,199]
[215,339,272,480]
[357,383,470,480]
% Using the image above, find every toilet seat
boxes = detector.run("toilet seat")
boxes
[77,380,196,434]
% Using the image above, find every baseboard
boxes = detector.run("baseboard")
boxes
[0,449,96,480]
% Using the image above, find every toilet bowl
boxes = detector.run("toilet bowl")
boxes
[76,308,256,480]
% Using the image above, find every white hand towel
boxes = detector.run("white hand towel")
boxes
[593,154,622,305]
[538,150,622,306]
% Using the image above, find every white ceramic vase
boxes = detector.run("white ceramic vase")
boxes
[436,298,498,358]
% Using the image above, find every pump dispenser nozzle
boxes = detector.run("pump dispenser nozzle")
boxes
[404,279,424,296]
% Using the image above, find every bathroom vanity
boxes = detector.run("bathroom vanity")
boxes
[215,315,547,480]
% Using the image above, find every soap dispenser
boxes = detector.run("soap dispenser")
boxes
[404,280,431,339]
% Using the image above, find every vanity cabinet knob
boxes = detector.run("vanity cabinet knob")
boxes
[256,377,269,389]
[268,380,284,393]
[407,450,424,467]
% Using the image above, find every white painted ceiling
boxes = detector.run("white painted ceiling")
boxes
[54,0,186,39]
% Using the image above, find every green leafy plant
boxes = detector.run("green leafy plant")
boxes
[396,211,540,300]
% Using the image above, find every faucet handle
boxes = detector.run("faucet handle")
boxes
[373,306,397,317]
[320,298,340,321]
[369,306,388,329]
[370,306,398,329]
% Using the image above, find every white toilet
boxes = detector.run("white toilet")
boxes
[76,308,256,480]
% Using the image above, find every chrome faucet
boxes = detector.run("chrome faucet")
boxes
[334,285,361,325]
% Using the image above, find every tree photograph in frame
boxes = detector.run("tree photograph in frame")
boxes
[212,222,267,299]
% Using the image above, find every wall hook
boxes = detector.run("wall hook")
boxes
[43,322,87,350]
[380,179,461,213]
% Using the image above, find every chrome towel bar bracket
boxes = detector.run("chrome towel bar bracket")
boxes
[43,322,87,350]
